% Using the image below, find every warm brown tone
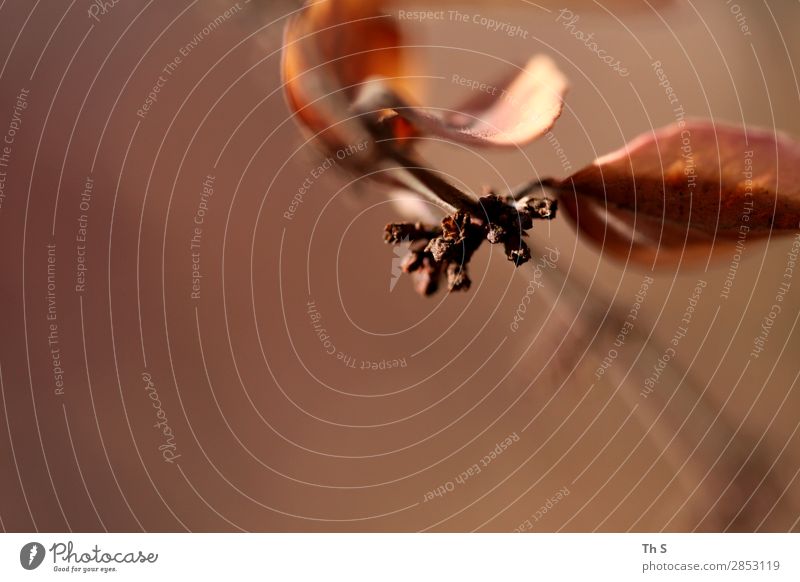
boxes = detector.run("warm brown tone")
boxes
[0,0,799,533]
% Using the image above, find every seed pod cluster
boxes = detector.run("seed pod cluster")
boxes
[385,193,557,296]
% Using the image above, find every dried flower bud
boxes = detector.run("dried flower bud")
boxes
[425,237,454,263]
[411,256,442,296]
[441,210,472,242]
[520,196,558,220]
[503,237,531,266]
[446,262,471,292]
[384,221,435,244]
[480,193,533,234]
[401,253,423,274]
[486,224,506,244]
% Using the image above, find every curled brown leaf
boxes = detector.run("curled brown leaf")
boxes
[557,120,800,264]
[384,55,568,148]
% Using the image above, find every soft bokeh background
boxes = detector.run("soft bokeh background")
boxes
[0,0,799,532]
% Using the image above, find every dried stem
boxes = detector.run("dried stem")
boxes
[382,152,483,215]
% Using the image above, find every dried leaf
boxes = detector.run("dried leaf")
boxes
[392,56,568,148]
[281,1,408,155]
[560,120,800,236]
[284,3,569,151]
[558,120,800,265]
[559,192,729,267]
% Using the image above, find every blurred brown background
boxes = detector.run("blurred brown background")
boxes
[0,0,799,532]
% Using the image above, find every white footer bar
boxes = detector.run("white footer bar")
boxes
[0,533,797,581]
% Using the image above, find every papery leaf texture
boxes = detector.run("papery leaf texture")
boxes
[558,120,800,264]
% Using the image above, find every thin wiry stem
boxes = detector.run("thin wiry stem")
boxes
[380,153,483,216]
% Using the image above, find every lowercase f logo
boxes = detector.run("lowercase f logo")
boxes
[20,542,46,570]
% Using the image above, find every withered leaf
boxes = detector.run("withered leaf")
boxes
[559,193,722,266]
[557,120,800,265]
[560,120,800,236]
[282,1,408,157]
[391,55,568,148]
